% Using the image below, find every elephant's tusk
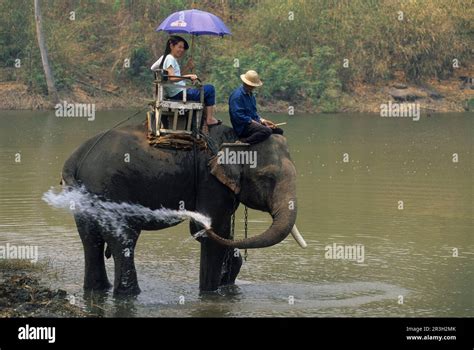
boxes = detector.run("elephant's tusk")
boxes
[291,225,307,249]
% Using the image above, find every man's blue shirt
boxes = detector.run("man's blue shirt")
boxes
[229,85,261,136]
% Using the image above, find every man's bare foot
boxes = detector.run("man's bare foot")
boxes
[207,118,220,125]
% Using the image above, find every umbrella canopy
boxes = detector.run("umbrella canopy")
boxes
[156,9,231,36]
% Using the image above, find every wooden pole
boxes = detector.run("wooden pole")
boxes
[34,0,58,102]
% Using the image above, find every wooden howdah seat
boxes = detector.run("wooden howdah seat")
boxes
[147,70,204,138]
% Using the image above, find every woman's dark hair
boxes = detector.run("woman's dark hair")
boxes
[159,35,189,70]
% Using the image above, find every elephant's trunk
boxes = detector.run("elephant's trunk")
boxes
[206,176,297,249]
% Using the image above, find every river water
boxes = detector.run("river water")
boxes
[0,110,472,317]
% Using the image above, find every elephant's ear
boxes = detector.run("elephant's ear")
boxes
[208,153,242,194]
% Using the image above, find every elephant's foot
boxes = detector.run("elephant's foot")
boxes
[113,265,141,296]
[84,278,112,292]
[113,283,141,297]
[112,262,141,296]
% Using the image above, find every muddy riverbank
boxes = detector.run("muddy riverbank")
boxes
[0,76,472,113]
[0,260,92,318]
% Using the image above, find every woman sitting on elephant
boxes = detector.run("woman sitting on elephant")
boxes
[151,35,219,127]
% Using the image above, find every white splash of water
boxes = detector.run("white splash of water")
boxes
[42,187,211,239]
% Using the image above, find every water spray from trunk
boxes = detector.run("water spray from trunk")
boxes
[42,187,212,239]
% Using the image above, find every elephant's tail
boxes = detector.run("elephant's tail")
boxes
[60,166,79,188]
[61,149,82,188]
[61,129,109,188]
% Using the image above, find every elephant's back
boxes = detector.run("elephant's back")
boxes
[63,124,197,206]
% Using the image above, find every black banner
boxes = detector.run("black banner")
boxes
[0,317,471,349]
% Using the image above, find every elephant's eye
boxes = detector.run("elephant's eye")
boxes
[256,170,277,182]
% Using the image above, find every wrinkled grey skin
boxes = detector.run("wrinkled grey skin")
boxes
[61,123,297,296]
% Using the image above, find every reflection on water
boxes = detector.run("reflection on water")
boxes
[0,110,472,317]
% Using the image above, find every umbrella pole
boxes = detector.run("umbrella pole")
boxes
[190,35,195,73]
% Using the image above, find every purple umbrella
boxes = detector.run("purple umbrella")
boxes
[156,9,231,36]
[156,9,231,66]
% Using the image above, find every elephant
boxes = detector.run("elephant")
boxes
[61,122,300,296]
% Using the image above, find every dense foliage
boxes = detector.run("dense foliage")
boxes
[0,0,471,111]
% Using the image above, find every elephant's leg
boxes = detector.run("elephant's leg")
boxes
[190,217,241,291]
[108,227,141,296]
[75,215,111,292]
[200,240,227,292]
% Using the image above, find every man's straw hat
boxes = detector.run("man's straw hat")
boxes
[240,70,263,87]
